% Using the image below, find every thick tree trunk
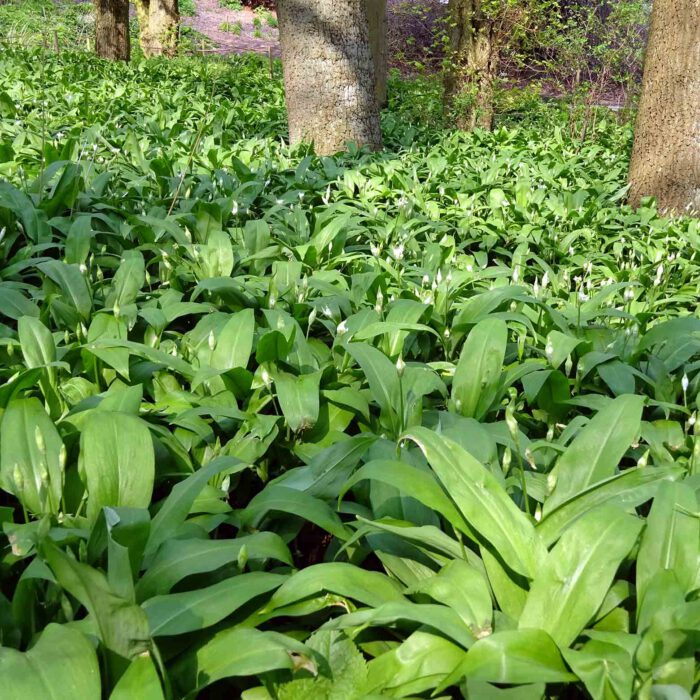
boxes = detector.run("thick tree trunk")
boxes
[94,0,130,61]
[135,0,179,57]
[366,0,388,108]
[443,0,499,131]
[628,0,700,215]
[148,0,179,57]
[134,0,153,56]
[277,0,382,155]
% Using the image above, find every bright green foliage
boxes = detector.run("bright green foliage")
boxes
[0,48,699,699]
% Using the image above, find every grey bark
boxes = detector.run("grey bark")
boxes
[277,0,382,155]
[628,0,700,215]
[94,0,130,61]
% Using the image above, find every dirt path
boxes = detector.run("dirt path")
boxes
[184,0,280,56]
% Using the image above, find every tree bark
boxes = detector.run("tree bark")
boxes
[94,0,130,61]
[365,0,388,108]
[628,0,700,216]
[443,0,499,131]
[135,0,179,57]
[277,0,382,155]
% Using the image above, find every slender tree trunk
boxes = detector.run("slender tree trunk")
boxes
[94,0,130,61]
[277,0,382,155]
[443,0,499,131]
[365,0,388,108]
[628,0,700,215]
[135,0,179,57]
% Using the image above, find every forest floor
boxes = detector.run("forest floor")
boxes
[184,0,280,56]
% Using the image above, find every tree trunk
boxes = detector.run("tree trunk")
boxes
[277,0,382,155]
[443,0,499,131]
[148,0,179,57]
[365,0,388,108]
[135,0,179,57]
[134,0,152,56]
[94,0,130,61]
[628,0,700,216]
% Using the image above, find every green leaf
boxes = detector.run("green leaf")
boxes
[259,563,403,617]
[404,427,544,578]
[136,533,292,601]
[144,456,246,565]
[171,628,299,695]
[278,630,367,700]
[563,639,633,700]
[109,652,164,700]
[322,600,475,650]
[39,260,92,320]
[0,624,100,700]
[537,465,682,546]
[42,542,151,660]
[0,398,64,515]
[105,250,145,309]
[636,480,699,604]
[440,629,574,687]
[545,395,644,513]
[407,559,492,636]
[144,572,286,636]
[239,485,350,540]
[519,504,643,647]
[451,318,507,420]
[79,411,155,522]
[365,630,465,697]
[274,369,321,432]
[18,315,56,369]
[345,342,400,430]
[210,308,255,370]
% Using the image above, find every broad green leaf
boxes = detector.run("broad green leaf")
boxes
[79,411,155,522]
[0,398,63,515]
[519,505,643,647]
[259,563,403,617]
[39,260,92,320]
[137,533,292,601]
[105,250,145,309]
[339,460,467,536]
[0,287,39,320]
[563,639,634,700]
[172,628,300,695]
[537,465,682,546]
[345,342,400,430]
[144,572,286,636]
[451,317,507,420]
[440,629,574,686]
[109,652,164,700]
[545,395,644,513]
[210,308,255,370]
[18,315,56,375]
[365,630,464,697]
[274,369,321,432]
[43,542,151,660]
[0,624,100,700]
[239,485,350,540]
[277,630,368,700]
[144,456,246,564]
[322,600,475,649]
[404,427,544,578]
[636,481,699,605]
[408,559,492,636]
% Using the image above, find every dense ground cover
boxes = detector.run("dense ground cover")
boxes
[0,48,699,699]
